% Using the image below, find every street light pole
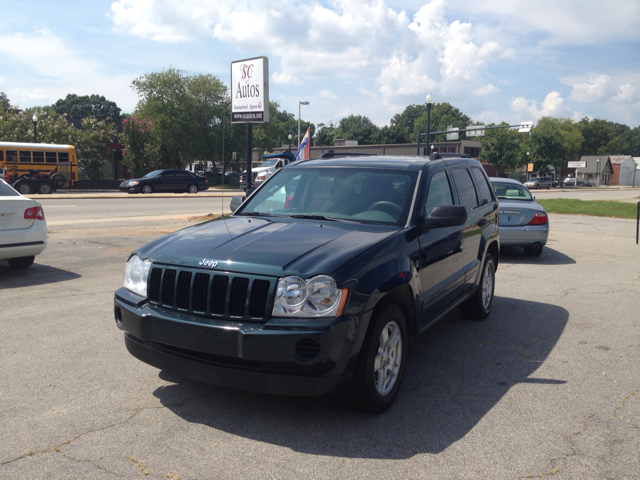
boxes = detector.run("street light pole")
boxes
[417,93,433,156]
[288,133,292,152]
[596,158,600,187]
[32,114,38,143]
[298,101,309,147]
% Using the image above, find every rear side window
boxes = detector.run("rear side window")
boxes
[451,168,479,211]
[471,168,493,206]
[46,152,57,163]
[0,180,20,197]
[424,170,454,216]
[58,152,69,162]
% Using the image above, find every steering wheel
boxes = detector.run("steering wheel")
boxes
[367,201,403,218]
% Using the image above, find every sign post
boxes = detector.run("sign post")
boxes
[231,56,270,193]
[568,161,586,186]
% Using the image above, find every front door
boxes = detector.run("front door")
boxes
[417,168,466,330]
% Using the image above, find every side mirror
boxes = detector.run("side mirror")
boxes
[230,195,245,213]
[421,205,467,230]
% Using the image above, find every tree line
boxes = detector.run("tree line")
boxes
[2,68,639,180]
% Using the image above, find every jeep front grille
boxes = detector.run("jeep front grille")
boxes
[147,266,273,321]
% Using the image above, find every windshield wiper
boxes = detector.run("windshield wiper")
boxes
[288,214,343,222]
[237,211,277,217]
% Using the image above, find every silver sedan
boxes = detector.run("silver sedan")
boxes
[490,177,549,256]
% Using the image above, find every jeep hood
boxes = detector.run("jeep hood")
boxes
[136,216,397,278]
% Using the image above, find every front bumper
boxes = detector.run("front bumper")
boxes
[119,185,140,193]
[114,287,362,396]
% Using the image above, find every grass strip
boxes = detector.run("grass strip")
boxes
[537,199,639,219]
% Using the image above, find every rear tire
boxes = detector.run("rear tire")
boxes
[350,304,407,413]
[524,245,543,257]
[51,174,66,188]
[460,254,495,320]
[37,182,53,194]
[7,256,35,268]
[188,184,198,194]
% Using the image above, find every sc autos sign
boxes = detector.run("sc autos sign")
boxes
[231,56,269,123]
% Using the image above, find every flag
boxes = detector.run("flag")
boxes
[295,127,310,161]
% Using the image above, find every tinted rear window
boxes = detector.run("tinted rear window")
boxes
[0,180,20,197]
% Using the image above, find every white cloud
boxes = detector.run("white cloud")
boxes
[455,0,640,45]
[509,91,570,120]
[565,74,639,105]
[473,84,499,96]
[0,30,137,111]
[319,89,337,100]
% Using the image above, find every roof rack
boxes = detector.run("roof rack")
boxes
[318,151,375,159]
[428,153,471,160]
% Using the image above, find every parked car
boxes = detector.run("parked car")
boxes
[240,151,296,190]
[119,169,209,194]
[490,177,549,256]
[0,178,47,268]
[524,176,553,189]
[562,177,587,187]
[114,155,500,413]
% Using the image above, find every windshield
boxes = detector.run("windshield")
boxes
[491,182,533,201]
[259,159,279,168]
[142,170,163,179]
[238,167,418,225]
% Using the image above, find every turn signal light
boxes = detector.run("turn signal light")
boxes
[527,212,547,225]
[24,206,45,221]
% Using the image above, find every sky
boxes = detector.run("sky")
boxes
[1,0,640,130]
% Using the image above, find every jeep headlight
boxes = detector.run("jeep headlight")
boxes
[123,255,152,297]
[274,275,346,317]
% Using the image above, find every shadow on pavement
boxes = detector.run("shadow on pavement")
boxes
[0,262,81,288]
[499,246,576,265]
[151,297,568,459]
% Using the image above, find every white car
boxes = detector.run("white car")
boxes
[0,178,47,268]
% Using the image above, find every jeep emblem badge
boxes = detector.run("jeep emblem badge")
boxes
[199,259,218,268]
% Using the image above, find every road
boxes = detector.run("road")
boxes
[38,194,235,226]
[1,201,639,479]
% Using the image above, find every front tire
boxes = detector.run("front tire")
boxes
[7,256,35,268]
[460,254,495,320]
[351,304,407,413]
[141,184,153,194]
[16,182,32,195]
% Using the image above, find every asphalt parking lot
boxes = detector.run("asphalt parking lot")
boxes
[1,213,639,479]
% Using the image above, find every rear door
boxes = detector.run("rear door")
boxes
[449,166,483,291]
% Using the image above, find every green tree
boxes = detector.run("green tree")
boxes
[608,126,640,156]
[121,116,158,178]
[0,92,12,113]
[314,122,338,147]
[415,102,473,143]
[530,121,567,174]
[132,68,228,169]
[536,117,584,169]
[577,118,618,156]
[478,123,523,170]
[52,94,124,131]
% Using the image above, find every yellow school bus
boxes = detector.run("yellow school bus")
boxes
[0,141,78,188]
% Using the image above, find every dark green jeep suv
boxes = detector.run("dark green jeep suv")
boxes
[114,154,499,413]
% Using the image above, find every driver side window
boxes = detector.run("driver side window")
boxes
[424,170,454,216]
